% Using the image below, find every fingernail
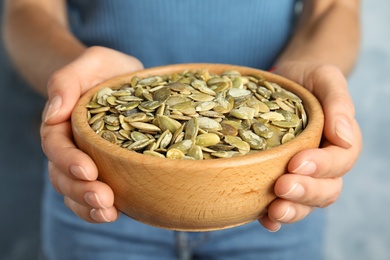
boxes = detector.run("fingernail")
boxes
[70,165,92,180]
[280,183,305,199]
[90,208,110,222]
[85,192,106,209]
[336,117,353,148]
[276,206,296,222]
[291,161,317,175]
[44,95,62,122]
[267,222,282,233]
[268,66,278,73]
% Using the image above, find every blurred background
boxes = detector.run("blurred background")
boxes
[1,1,389,259]
[324,1,390,259]
[0,2,46,260]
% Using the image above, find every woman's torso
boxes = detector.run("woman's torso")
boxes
[67,0,298,69]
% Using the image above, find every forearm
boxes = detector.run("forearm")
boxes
[3,0,86,96]
[276,0,361,75]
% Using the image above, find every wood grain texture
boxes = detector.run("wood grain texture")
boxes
[71,63,324,231]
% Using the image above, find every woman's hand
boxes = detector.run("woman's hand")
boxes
[259,61,362,231]
[40,46,143,223]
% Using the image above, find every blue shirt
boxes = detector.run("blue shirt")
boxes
[68,0,297,69]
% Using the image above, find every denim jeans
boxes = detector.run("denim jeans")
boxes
[41,168,325,260]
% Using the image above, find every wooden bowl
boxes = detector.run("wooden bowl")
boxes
[71,63,324,231]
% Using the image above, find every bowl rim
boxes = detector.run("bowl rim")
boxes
[71,63,324,168]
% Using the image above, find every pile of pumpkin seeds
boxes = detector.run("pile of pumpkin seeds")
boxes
[85,69,307,160]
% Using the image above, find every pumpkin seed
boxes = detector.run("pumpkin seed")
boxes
[86,69,307,159]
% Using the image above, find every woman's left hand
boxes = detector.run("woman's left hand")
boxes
[259,61,362,231]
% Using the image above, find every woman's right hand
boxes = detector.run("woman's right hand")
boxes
[40,46,144,223]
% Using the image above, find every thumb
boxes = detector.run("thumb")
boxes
[42,69,82,124]
[42,46,144,125]
[275,63,356,149]
[306,65,356,149]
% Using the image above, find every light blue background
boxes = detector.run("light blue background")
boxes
[325,1,390,259]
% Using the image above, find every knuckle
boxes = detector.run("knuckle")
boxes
[318,178,343,208]
[63,197,73,210]
[327,94,355,117]
[85,45,108,55]
[64,198,95,223]
[47,69,67,91]
[342,160,355,174]
[309,65,356,115]
[319,193,338,208]
[292,206,314,223]
[48,162,62,194]
[312,64,345,83]
[40,134,48,155]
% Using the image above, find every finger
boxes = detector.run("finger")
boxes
[41,121,98,181]
[288,120,362,178]
[307,65,357,149]
[276,64,360,149]
[42,69,81,124]
[49,161,114,209]
[258,215,282,232]
[288,144,353,179]
[274,174,343,208]
[64,197,119,223]
[266,198,315,224]
[43,46,144,125]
